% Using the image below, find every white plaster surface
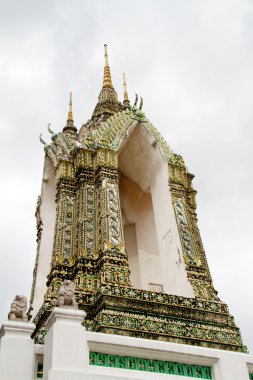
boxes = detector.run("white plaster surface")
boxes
[32,157,57,318]
[43,307,88,380]
[151,160,194,297]
[118,123,193,297]
[86,331,253,380]
[120,175,162,290]
[0,320,35,380]
[123,223,141,289]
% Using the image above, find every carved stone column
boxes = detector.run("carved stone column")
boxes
[169,158,219,300]
[45,163,76,302]
[95,165,131,289]
[74,168,97,297]
[52,179,76,262]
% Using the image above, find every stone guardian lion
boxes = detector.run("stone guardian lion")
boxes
[55,280,78,309]
[8,295,28,321]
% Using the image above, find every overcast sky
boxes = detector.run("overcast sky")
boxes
[0,0,252,353]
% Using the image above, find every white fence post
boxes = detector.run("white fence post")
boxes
[0,320,35,380]
[43,307,88,380]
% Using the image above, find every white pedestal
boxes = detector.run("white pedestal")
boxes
[43,307,88,380]
[0,320,35,380]
[213,353,251,380]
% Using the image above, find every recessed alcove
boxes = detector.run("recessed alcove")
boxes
[119,175,162,290]
[118,123,194,297]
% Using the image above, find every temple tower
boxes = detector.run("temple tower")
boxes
[30,45,244,352]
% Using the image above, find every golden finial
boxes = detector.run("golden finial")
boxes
[63,91,77,132]
[67,91,73,122]
[93,44,119,119]
[103,44,113,88]
[123,73,129,102]
[104,44,109,67]
[122,73,130,108]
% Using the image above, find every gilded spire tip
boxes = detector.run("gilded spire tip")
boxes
[103,44,113,88]
[123,73,130,106]
[63,91,77,132]
[104,44,109,67]
[67,91,73,122]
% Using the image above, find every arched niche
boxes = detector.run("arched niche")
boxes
[118,123,194,297]
[31,156,57,318]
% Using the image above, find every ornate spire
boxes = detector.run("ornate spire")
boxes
[63,92,77,133]
[123,73,130,108]
[103,44,113,88]
[67,91,73,122]
[92,44,123,122]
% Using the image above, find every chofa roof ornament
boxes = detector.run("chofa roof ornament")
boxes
[131,93,145,121]
[39,133,49,151]
[47,123,58,141]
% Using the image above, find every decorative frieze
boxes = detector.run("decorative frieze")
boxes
[91,309,243,350]
[89,351,212,379]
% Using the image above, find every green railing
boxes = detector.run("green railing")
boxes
[37,362,43,378]
[89,351,212,379]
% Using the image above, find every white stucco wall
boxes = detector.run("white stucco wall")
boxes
[120,175,162,290]
[123,224,141,289]
[118,123,193,297]
[86,332,253,380]
[150,158,194,296]
[31,157,57,318]
[0,321,35,380]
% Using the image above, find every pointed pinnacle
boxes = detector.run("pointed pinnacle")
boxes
[103,44,113,88]
[104,44,109,67]
[123,73,129,102]
[67,91,73,122]
[63,91,77,132]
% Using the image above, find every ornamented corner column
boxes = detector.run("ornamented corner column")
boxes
[74,167,98,296]
[95,161,131,289]
[52,177,76,266]
[45,162,77,304]
[169,158,219,301]
[43,308,88,380]
[0,321,35,380]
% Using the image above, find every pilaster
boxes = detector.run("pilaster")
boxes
[169,158,218,301]
[45,174,76,302]
[43,307,88,380]
[74,167,98,297]
[0,321,35,380]
[95,166,131,289]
